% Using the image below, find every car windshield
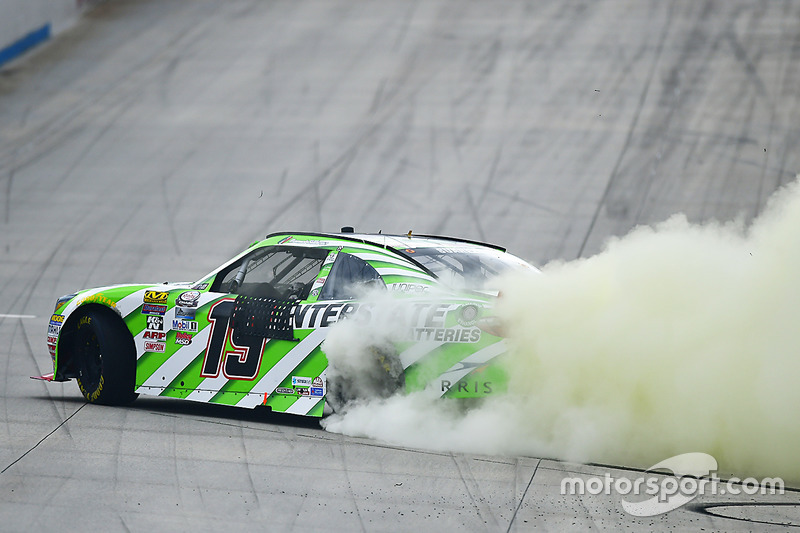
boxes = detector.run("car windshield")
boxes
[398,246,535,291]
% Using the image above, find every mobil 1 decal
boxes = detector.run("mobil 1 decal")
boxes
[200,299,267,381]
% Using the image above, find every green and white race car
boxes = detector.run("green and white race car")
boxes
[36,230,535,417]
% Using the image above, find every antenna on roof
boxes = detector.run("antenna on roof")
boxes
[407,230,413,238]
[341,226,354,233]
[378,229,382,234]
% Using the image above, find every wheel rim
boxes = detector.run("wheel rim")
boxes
[76,327,102,392]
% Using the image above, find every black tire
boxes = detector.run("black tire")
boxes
[325,346,404,414]
[73,308,138,405]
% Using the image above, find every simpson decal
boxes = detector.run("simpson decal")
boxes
[144,341,166,353]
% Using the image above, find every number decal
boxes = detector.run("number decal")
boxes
[201,299,267,380]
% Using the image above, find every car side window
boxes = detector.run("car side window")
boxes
[319,253,384,300]
[213,246,327,300]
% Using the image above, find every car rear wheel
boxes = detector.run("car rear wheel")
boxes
[325,346,404,414]
[74,309,138,405]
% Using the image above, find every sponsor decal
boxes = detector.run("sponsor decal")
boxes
[457,304,480,327]
[142,303,167,316]
[175,332,192,346]
[172,319,198,332]
[297,387,310,396]
[413,327,481,343]
[310,387,324,397]
[390,283,430,294]
[176,291,201,307]
[50,314,65,324]
[79,294,116,308]
[311,276,327,289]
[312,377,323,387]
[144,341,166,353]
[323,251,339,266]
[441,380,493,394]
[191,283,208,291]
[143,330,166,341]
[290,302,482,342]
[275,387,295,395]
[309,289,320,298]
[143,290,169,304]
[48,324,61,336]
[277,237,335,247]
[175,306,195,320]
[146,315,164,331]
[292,376,313,387]
[47,335,58,345]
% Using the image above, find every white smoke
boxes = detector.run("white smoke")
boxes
[323,178,800,482]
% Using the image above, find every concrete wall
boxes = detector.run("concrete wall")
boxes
[0,0,94,67]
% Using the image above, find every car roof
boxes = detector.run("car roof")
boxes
[265,231,506,253]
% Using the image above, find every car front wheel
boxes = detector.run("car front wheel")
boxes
[73,309,138,405]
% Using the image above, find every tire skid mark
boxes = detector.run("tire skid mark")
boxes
[339,441,368,533]
[577,1,675,258]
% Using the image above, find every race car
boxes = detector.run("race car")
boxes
[35,229,536,417]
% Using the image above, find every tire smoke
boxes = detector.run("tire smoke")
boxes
[323,179,800,483]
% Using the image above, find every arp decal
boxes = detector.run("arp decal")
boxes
[143,331,166,341]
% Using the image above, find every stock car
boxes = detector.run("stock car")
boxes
[35,230,536,417]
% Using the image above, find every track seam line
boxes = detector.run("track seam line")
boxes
[1,403,86,474]
[506,458,540,533]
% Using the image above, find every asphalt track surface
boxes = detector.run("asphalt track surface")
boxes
[2,0,800,530]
